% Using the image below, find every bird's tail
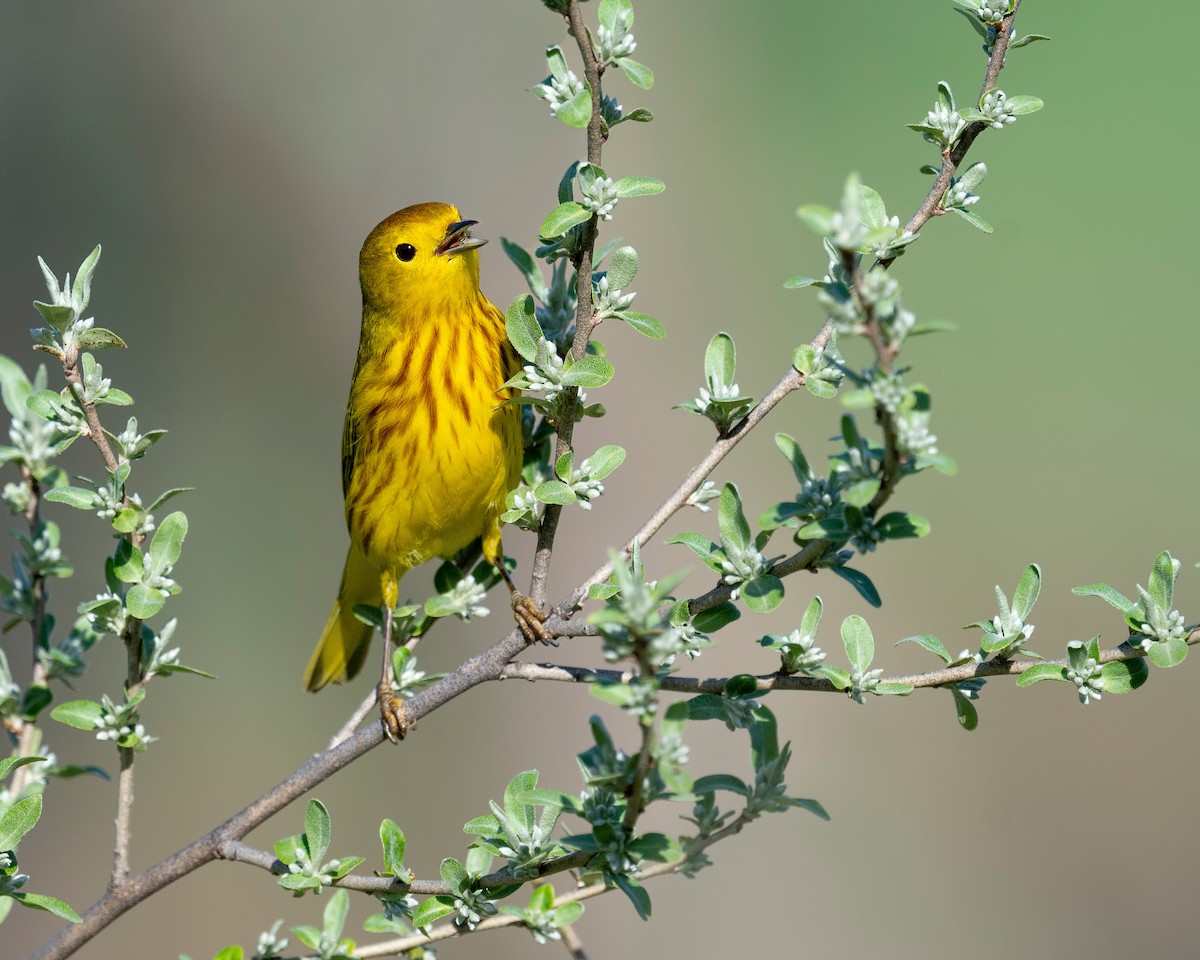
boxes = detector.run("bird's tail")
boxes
[304,544,381,692]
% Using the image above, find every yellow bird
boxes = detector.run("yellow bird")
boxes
[305,202,546,741]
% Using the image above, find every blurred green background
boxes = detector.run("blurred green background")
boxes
[3,2,1197,958]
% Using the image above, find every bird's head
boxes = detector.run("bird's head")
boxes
[359,202,488,316]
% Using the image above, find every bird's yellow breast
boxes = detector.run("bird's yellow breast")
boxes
[343,297,520,574]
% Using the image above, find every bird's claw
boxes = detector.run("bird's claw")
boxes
[512,593,555,646]
[378,684,412,743]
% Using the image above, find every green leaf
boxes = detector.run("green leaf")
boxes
[125,584,166,620]
[519,788,583,816]
[582,444,625,479]
[1012,563,1041,620]
[830,565,882,607]
[613,311,664,339]
[1005,94,1044,115]
[27,389,68,421]
[554,901,585,926]
[796,204,833,236]
[412,897,455,928]
[748,705,779,766]
[556,88,592,128]
[560,354,614,388]
[1147,551,1178,612]
[774,433,811,483]
[71,245,102,311]
[147,486,192,513]
[604,245,639,289]
[896,634,952,665]
[616,57,654,90]
[462,813,500,836]
[7,890,81,923]
[439,857,468,889]
[692,773,749,796]
[717,483,751,553]
[795,516,847,541]
[1009,33,1052,49]
[305,799,331,864]
[1146,638,1187,669]
[875,511,930,540]
[50,699,103,730]
[666,532,724,573]
[691,601,739,633]
[620,107,653,123]
[627,832,682,863]
[76,328,126,350]
[42,485,96,510]
[148,512,188,569]
[0,755,46,783]
[948,207,992,233]
[788,797,831,821]
[936,79,955,115]
[500,240,547,301]
[951,687,979,731]
[0,794,42,850]
[873,682,913,697]
[742,575,784,614]
[908,320,959,337]
[1071,581,1135,612]
[1016,663,1067,686]
[704,332,735,390]
[380,818,407,876]
[20,684,52,722]
[540,201,590,239]
[784,275,819,289]
[820,665,851,690]
[111,540,143,584]
[612,871,651,919]
[505,295,543,363]
[534,479,577,505]
[841,615,874,672]
[32,302,75,334]
[612,175,664,198]
[0,355,33,420]
[1101,657,1149,693]
[841,479,880,509]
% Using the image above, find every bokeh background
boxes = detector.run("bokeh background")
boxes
[3,2,1198,958]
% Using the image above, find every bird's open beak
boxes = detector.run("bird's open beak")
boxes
[435,219,487,257]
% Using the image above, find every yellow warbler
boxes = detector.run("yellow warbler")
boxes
[304,202,545,740]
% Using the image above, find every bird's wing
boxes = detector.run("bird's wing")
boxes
[341,353,365,501]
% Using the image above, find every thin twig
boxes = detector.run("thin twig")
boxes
[9,467,49,798]
[353,810,758,958]
[558,320,836,617]
[329,692,377,749]
[529,0,608,608]
[560,924,590,960]
[880,1,1022,268]
[503,627,1200,694]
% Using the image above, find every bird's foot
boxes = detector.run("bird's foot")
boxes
[378,683,412,743]
[511,593,555,646]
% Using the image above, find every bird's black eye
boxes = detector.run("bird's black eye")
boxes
[395,243,416,262]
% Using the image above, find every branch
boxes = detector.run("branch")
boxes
[8,467,50,799]
[529,0,607,607]
[215,838,595,898]
[503,627,1200,694]
[880,1,1022,267]
[351,809,759,959]
[558,319,836,618]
